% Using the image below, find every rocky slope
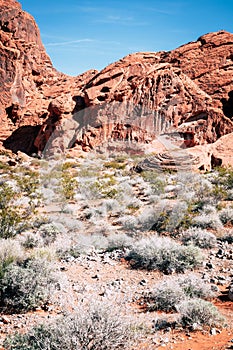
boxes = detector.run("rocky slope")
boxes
[0,0,233,167]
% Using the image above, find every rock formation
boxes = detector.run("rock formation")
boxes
[0,0,233,168]
[0,0,96,153]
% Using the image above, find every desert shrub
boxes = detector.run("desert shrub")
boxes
[4,321,72,350]
[120,215,139,233]
[0,183,23,238]
[0,239,24,278]
[140,171,165,195]
[226,189,233,200]
[4,303,135,350]
[181,228,217,248]
[106,233,134,252]
[61,170,78,200]
[213,167,233,190]
[176,173,213,205]
[161,201,189,232]
[148,273,215,312]
[147,280,185,312]
[219,207,233,225]
[178,274,215,300]
[37,223,61,245]
[68,234,109,258]
[192,212,223,230]
[178,299,226,328]
[135,200,190,233]
[0,258,62,312]
[101,199,122,213]
[21,232,43,249]
[126,236,203,273]
[13,169,39,196]
[104,159,126,170]
[68,303,134,349]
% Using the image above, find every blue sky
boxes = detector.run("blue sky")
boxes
[20,0,233,76]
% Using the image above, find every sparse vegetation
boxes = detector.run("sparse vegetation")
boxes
[0,258,62,312]
[147,279,185,311]
[181,228,217,248]
[126,236,203,273]
[147,274,215,312]
[0,154,232,347]
[61,170,78,200]
[4,303,135,349]
[178,299,226,328]
[219,207,233,225]
[177,274,216,300]
[0,183,25,238]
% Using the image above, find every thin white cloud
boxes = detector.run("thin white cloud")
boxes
[45,38,121,51]
[75,6,103,13]
[94,15,149,26]
[148,7,174,15]
[46,39,95,47]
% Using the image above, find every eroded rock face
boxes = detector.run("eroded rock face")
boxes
[81,31,233,151]
[0,0,233,162]
[0,0,97,153]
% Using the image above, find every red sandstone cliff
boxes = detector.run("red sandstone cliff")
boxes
[0,0,233,162]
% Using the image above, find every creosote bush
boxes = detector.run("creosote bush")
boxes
[61,170,78,200]
[0,184,22,239]
[126,235,203,273]
[0,258,62,312]
[4,303,135,350]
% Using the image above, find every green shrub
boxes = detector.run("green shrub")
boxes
[178,299,226,328]
[69,303,134,349]
[182,228,217,249]
[126,236,203,273]
[0,182,35,238]
[13,169,39,196]
[61,171,78,200]
[4,322,71,350]
[0,184,22,238]
[0,258,61,312]
[4,303,135,350]
[140,171,165,195]
[104,160,126,170]
[21,232,43,249]
[213,166,233,190]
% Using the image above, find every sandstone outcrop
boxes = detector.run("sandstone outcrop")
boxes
[0,0,97,153]
[0,0,233,167]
